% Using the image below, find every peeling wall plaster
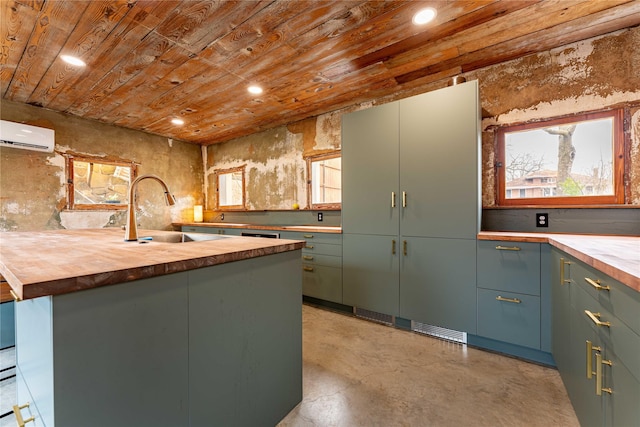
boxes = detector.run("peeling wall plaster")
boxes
[207,28,639,211]
[469,27,639,207]
[0,100,203,231]
[206,126,308,210]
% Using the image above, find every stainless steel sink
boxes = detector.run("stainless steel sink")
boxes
[138,232,233,243]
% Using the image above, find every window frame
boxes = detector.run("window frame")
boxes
[306,152,342,210]
[215,165,246,211]
[67,155,137,210]
[496,109,625,207]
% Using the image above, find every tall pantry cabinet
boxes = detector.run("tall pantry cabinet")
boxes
[342,80,480,333]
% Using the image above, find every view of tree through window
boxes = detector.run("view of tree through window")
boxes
[498,110,623,206]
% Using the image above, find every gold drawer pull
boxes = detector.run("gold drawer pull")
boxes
[403,240,407,256]
[402,191,407,208]
[303,234,314,238]
[10,288,21,301]
[496,295,521,304]
[392,239,396,255]
[12,403,35,427]
[303,266,314,272]
[495,245,520,251]
[585,310,611,328]
[560,258,572,284]
[302,255,314,260]
[586,340,602,379]
[391,192,396,208]
[305,244,314,249]
[595,353,613,396]
[585,277,610,291]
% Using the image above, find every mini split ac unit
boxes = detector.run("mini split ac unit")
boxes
[0,120,55,153]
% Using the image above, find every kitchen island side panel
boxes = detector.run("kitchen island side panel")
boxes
[52,273,190,427]
[188,250,303,427]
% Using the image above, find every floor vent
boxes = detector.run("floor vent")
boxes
[411,321,467,344]
[353,307,394,326]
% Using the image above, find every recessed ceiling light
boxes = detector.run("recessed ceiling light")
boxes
[412,7,437,25]
[60,55,86,67]
[248,85,263,95]
[171,118,184,125]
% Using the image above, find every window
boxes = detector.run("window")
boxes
[216,166,245,209]
[307,153,341,209]
[67,156,136,210]
[497,109,624,206]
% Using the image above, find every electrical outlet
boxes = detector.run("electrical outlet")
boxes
[317,212,323,222]
[536,213,549,228]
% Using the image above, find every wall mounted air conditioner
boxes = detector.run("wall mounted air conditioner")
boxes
[0,120,55,153]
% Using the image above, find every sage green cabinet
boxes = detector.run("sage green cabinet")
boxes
[342,81,479,333]
[477,241,542,350]
[551,248,640,427]
[343,234,399,315]
[281,231,343,304]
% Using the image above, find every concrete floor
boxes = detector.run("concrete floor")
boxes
[279,304,579,427]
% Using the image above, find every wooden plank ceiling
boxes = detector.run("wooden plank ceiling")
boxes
[2,0,639,145]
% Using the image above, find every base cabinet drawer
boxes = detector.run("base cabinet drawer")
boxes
[302,265,342,304]
[477,241,541,295]
[477,288,541,349]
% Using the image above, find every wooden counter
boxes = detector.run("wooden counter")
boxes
[478,232,640,292]
[176,222,342,233]
[0,228,305,300]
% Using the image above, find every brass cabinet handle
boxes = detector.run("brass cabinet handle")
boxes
[585,277,610,291]
[303,266,314,272]
[403,240,407,256]
[391,192,396,208]
[560,258,572,285]
[495,245,520,251]
[586,340,602,379]
[12,403,35,427]
[10,289,21,301]
[585,310,611,328]
[305,244,314,249]
[303,234,314,239]
[302,255,314,260]
[392,239,396,255]
[402,191,407,208]
[496,295,521,304]
[595,353,613,396]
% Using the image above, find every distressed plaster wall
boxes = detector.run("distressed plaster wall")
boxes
[468,27,640,206]
[205,111,341,211]
[208,27,639,212]
[0,100,203,232]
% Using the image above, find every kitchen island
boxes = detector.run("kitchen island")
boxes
[0,228,305,427]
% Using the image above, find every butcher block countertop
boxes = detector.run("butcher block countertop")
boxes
[478,232,640,292]
[0,228,305,301]
[177,222,342,233]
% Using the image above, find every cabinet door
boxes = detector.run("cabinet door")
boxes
[569,304,605,427]
[343,234,399,315]
[342,101,399,236]
[400,237,476,333]
[551,249,573,372]
[399,80,479,239]
[604,346,640,427]
[303,265,343,303]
